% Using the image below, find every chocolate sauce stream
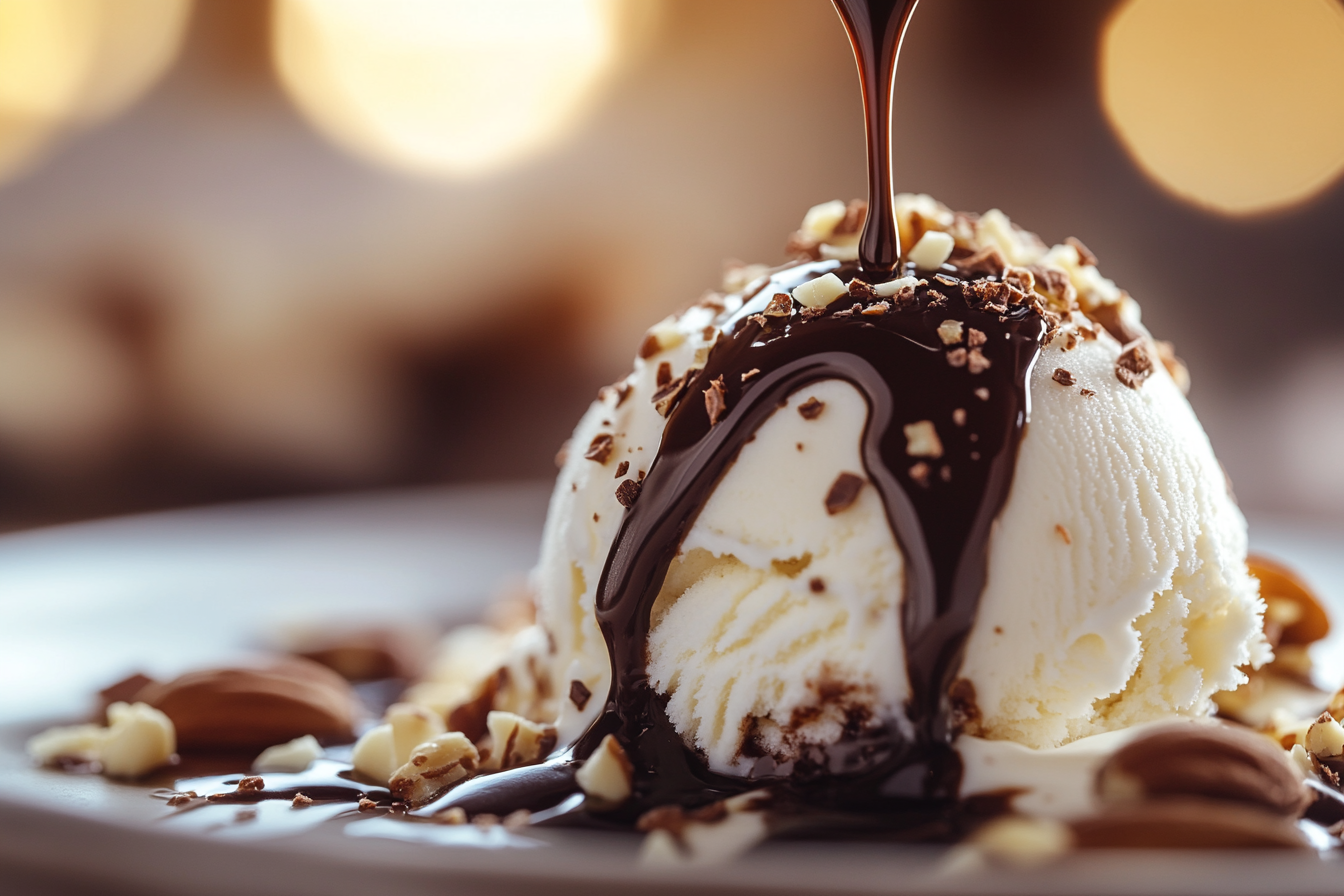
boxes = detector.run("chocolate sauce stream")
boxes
[834,0,920,274]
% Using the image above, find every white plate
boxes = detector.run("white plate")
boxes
[1,485,1343,895]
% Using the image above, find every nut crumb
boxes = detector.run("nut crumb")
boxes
[237,776,264,792]
[1080,388,1096,398]
[358,798,376,811]
[292,793,313,807]
[861,301,889,316]
[1055,524,1072,545]
[798,397,825,420]
[952,408,967,426]
[763,293,792,317]
[967,328,987,347]
[824,473,865,515]
[584,434,615,464]
[967,349,991,374]
[1052,368,1076,387]
[946,348,968,368]
[975,387,990,401]
[1115,341,1154,390]
[937,320,964,345]
[908,462,931,487]
[741,368,760,382]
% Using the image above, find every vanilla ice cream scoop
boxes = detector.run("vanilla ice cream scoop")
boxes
[520,195,1267,808]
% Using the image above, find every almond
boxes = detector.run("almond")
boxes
[136,657,358,751]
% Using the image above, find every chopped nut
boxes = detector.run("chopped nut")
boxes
[1115,341,1154,390]
[351,723,398,783]
[792,273,848,309]
[576,734,633,805]
[99,702,177,779]
[847,278,878,300]
[434,807,468,825]
[615,479,642,508]
[502,809,532,831]
[1066,236,1098,267]
[967,328,986,347]
[903,420,943,458]
[952,408,967,426]
[166,791,196,807]
[1080,388,1096,398]
[253,735,323,774]
[584,434,615,464]
[797,397,825,420]
[704,376,728,425]
[292,793,313,808]
[358,797,377,811]
[907,230,955,269]
[971,816,1073,867]
[569,679,592,711]
[824,472,865,515]
[1307,712,1344,759]
[908,462,931,487]
[946,348,968,368]
[237,775,265,792]
[762,293,792,317]
[937,320,964,345]
[860,301,889,317]
[480,711,557,771]
[389,703,446,770]
[740,368,760,382]
[967,349,991,374]
[389,732,480,805]
[1052,368,1076,387]
[975,387,990,401]
[873,275,918,298]
[1055,524,1072,545]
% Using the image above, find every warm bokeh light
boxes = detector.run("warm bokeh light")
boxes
[272,0,651,179]
[0,0,191,182]
[1101,0,1344,216]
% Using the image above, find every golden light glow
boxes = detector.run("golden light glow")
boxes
[272,0,651,179]
[0,0,191,182]
[1101,0,1344,216]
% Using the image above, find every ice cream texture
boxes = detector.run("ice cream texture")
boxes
[428,194,1268,794]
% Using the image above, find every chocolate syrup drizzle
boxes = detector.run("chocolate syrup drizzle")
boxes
[179,0,1049,835]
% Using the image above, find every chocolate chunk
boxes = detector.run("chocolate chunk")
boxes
[1052,368,1076,387]
[824,472,865,515]
[798,397,825,420]
[656,362,672,388]
[638,334,660,359]
[847,279,878,300]
[584,434,615,464]
[652,374,688,417]
[951,246,1007,279]
[615,460,629,478]
[569,680,592,711]
[1066,236,1098,267]
[809,577,826,593]
[704,376,728,425]
[615,479,642,508]
[1115,341,1154,390]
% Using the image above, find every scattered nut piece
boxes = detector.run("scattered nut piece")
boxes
[946,348,968,368]
[480,711,557,771]
[908,462,931,487]
[791,273,848,309]
[704,376,728,425]
[1080,388,1096,398]
[970,816,1072,867]
[576,734,633,805]
[502,809,532,831]
[860,301,889,317]
[937,320,964,345]
[100,702,177,779]
[903,420,943,458]
[740,368,760,383]
[351,724,398,783]
[253,735,324,774]
[388,703,446,770]
[874,275,918,298]
[435,807,468,825]
[967,349,991,374]
[907,230,955,269]
[952,408,967,426]
[797,397,825,420]
[974,387,990,401]
[389,732,480,805]
[824,472,865,515]
[1052,368,1076,387]
[358,797,377,811]
[614,460,629,478]
[292,793,313,808]
[1307,712,1344,759]
[967,328,987,347]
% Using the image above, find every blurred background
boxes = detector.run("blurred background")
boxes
[0,0,1340,532]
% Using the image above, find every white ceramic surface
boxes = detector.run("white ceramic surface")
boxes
[1,485,1343,895]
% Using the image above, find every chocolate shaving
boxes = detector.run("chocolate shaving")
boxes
[584,434,615,464]
[656,362,672,388]
[652,374,689,417]
[704,376,728,425]
[615,479,642,508]
[824,472,865,515]
[615,460,629,478]
[569,679,592,711]
[1052,368,1076,387]
[1115,341,1154,390]
[861,301,889,317]
[798,397,825,420]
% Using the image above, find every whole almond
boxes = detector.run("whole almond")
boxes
[1072,798,1307,850]
[1096,723,1309,817]
[136,658,358,751]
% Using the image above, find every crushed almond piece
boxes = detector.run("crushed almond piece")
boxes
[967,349,991,374]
